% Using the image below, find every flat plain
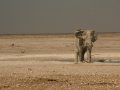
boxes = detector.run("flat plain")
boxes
[0,33,120,90]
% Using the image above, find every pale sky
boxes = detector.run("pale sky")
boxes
[0,0,120,34]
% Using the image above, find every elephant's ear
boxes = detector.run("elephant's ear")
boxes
[75,29,84,38]
[92,30,97,42]
[94,32,98,41]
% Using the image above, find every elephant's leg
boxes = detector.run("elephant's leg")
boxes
[79,52,83,63]
[87,48,92,63]
[78,47,84,63]
[82,47,87,62]
[75,51,79,64]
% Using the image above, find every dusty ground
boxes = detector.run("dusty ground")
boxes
[0,33,120,90]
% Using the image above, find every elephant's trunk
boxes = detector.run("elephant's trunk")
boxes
[84,37,93,48]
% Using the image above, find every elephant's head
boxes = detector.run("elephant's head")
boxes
[75,29,97,47]
[82,30,97,47]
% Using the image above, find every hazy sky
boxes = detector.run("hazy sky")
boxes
[0,0,120,34]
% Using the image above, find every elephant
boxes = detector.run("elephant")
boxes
[74,29,97,64]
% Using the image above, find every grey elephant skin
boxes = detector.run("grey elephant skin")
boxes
[75,29,97,64]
